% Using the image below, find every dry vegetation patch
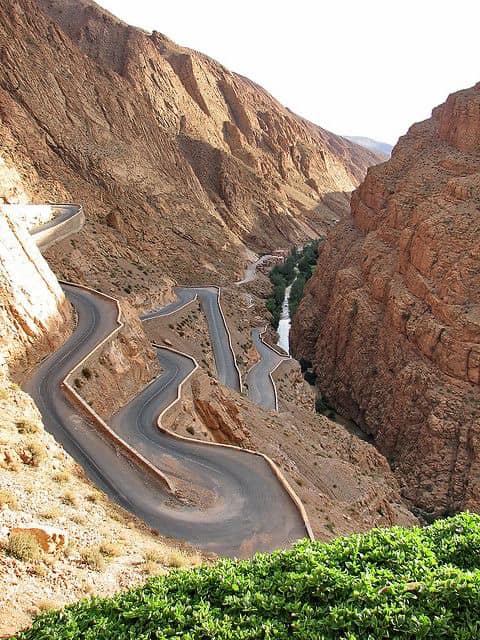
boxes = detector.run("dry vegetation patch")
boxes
[0,375,205,638]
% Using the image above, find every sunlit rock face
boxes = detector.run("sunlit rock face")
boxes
[291,82,480,519]
[0,206,69,372]
[3,204,54,231]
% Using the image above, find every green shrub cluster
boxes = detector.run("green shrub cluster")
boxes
[266,241,320,329]
[14,513,480,639]
[288,239,320,318]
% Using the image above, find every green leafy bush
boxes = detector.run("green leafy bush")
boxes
[14,513,480,639]
[266,242,319,328]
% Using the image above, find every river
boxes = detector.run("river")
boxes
[277,282,293,354]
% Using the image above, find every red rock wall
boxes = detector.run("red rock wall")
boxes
[291,83,480,518]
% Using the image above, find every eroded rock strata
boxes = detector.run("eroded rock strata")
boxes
[0,0,378,303]
[0,207,70,375]
[291,83,480,518]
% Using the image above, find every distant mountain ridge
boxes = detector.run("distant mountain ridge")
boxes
[345,136,393,158]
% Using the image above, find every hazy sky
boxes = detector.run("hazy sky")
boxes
[97,0,479,145]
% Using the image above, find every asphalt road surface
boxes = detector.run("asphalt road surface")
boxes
[30,204,85,252]
[25,285,309,557]
[141,289,196,321]
[246,328,287,410]
[143,287,240,391]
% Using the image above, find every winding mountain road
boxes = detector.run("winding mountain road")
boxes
[235,256,291,410]
[23,216,310,556]
[141,289,196,321]
[143,287,241,391]
[246,328,287,411]
[31,204,84,251]
[109,346,306,555]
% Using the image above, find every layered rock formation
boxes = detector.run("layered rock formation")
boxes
[0,206,70,375]
[291,83,480,518]
[0,0,378,303]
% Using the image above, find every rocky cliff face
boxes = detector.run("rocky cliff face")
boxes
[0,0,378,303]
[291,83,480,519]
[0,206,70,375]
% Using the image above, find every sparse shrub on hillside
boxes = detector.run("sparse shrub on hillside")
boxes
[80,546,105,571]
[39,507,62,520]
[143,547,166,564]
[61,489,78,507]
[99,541,123,558]
[35,599,58,613]
[166,549,189,568]
[52,470,71,483]
[16,419,40,434]
[85,490,101,503]
[143,559,160,576]
[0,488,18,509]
[17,513,480,639]
[23,439,45,467]
[6,531,42,562]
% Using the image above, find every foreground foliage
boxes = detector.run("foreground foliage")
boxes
[14,513,480,639]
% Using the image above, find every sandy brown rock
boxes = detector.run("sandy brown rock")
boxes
[72,299,160,419]
[0,0,379,305]
[0,207,71,377]
[9,525,68,553]
[291,82,480,518]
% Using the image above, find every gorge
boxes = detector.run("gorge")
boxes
[1,0,479,636]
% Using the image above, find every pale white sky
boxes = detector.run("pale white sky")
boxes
[97,0,479,145]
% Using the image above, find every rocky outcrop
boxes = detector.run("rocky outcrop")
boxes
[73,298,160,419]
[0,206,70,375]
[9,525,68,553]
[0,0,379,304]
[291,83,480,519]
[167,371,416,539]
